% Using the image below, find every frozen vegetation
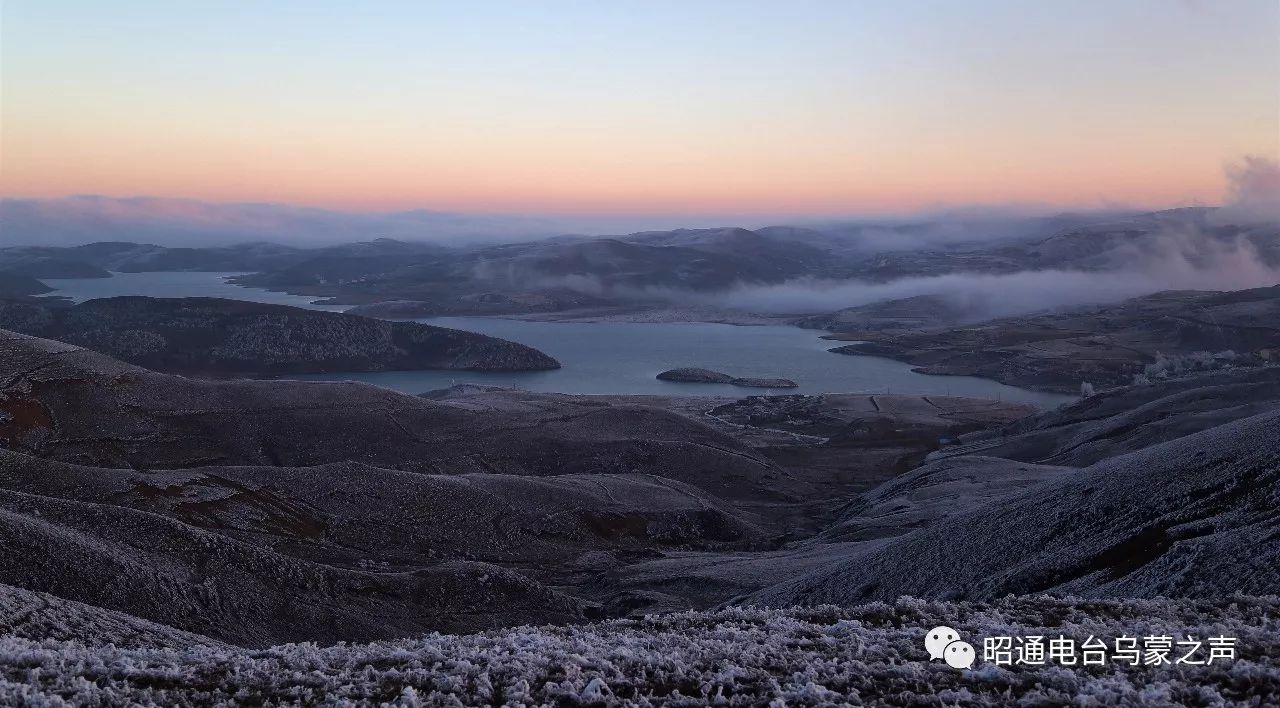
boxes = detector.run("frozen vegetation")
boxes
[1133,350,1241,385]
[2,590,1277,706]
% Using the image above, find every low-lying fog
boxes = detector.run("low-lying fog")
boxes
[712,230,1280,320]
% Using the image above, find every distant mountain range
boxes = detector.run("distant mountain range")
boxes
[5,207,1277,321]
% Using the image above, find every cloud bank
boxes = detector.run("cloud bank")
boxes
[712,225,1280,320]
[711,159,1280,319]
[1214,155,1280,225]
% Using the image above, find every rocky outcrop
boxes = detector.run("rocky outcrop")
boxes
[0,296,560,375]
[657,368,798,388]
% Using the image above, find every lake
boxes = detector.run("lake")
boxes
[43,272,1074,408]
[42,271,346,311]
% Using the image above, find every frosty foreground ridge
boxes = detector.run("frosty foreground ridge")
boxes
[2,589,1277,706]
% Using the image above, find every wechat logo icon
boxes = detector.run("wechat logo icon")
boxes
[926,626,976,669]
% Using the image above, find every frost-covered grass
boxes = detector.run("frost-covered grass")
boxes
[3,595,1277,706]
[1132,351,1247,385]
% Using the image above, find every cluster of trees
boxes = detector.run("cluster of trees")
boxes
[1131,350,1241,386]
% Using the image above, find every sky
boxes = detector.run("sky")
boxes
[2,0,1278,221]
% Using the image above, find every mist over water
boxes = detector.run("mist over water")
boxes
[710,231,1280,319]
[475,158,1280,321]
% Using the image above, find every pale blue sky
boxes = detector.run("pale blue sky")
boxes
[3,1,1277,214]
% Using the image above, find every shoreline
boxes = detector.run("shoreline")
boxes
[36,273,1073,406]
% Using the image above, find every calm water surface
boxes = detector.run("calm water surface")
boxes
[44,272,1073,408]
[42,271,345,311]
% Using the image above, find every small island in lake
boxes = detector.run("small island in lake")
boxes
[656,367,798,389]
